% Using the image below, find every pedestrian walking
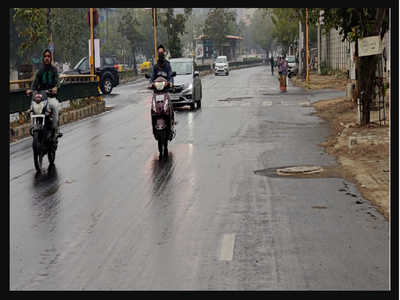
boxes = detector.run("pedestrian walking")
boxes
[278,55,288,92]
[270,56,274,75]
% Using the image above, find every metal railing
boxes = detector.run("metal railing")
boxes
[10,75,100,123]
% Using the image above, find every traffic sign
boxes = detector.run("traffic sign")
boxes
[87,8,99,28]
[48,42,54,54]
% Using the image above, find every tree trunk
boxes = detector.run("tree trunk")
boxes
[301,20,307,79]
[132,46,137,76]
[360,56,377,125]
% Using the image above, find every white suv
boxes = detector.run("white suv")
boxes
[214,56,229,76]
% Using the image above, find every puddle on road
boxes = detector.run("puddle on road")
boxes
[254,165,343,179]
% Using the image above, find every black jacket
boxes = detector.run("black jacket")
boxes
[30,64,60,91]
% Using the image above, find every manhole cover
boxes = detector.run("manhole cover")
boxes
[276,166,324,176]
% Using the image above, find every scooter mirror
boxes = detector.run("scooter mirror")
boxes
[145,74,150,79]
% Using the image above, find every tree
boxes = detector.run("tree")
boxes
[309,8,389,125]
[118,9,145,75]
[202,8,237,57]
[13,8,50,64]
[249,9,276,58]
[181,11,206,57]
[238,21,253,57]
[51,8,89,67]
[159,8,192,58]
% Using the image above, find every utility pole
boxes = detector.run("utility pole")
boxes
[90,8,95,80]
[306,8,309,83]
[153,8,158,62]
[317,15,321,75]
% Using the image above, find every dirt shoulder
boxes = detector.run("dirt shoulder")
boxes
[291,72,390,221]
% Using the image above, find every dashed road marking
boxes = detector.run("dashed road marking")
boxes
[219,233,235,261]
[262,101,273,106]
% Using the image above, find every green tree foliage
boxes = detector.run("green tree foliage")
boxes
[202,8,237,56]
[159,8,192,58]
[248,9,276,58]
[52,8,89,67]
[13,8,50,64]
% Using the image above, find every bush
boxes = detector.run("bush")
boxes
[320,60,329,75]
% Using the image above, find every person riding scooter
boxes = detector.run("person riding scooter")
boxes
[149,44,176,135]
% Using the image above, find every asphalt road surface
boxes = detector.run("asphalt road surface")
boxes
[10,65,389,290]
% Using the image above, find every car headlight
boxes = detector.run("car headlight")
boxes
[155,81,165,90]
[182,83,193,91]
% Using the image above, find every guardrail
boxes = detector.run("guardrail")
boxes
[10,75,100,120]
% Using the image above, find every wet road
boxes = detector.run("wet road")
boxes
[10,65,389,290]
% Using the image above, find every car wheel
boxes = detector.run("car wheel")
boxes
[101,77,113,94]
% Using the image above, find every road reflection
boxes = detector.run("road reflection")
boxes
[31,164,61,234]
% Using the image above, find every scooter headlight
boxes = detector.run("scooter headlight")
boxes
[155,81,165,91]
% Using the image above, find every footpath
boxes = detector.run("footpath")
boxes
[291,72,390,221]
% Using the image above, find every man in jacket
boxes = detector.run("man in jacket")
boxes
[27,48,61,136]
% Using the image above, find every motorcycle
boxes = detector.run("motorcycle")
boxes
[145,72,177,156]
[27,90,63,172]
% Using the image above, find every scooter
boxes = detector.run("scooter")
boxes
[145,72,177,156]
[27,90,63,172]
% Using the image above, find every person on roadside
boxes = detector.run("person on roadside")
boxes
[278,54,288,92]
[270,55,274,75]
[26,48,61,138]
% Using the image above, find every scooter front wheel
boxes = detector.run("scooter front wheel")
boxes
[156,130,164,154]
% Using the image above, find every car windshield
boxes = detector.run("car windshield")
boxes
[286,56,295,63]
[73,57,87,70]
[170,61,192,75]
[216,57,226,63]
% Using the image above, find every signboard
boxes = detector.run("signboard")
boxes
[86,8,99,28]
[358,36,381,57]
[88,39,101,68]
[48,42,54,54]
[196,44,203,59]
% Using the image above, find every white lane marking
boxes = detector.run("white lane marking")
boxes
[240,102,251,107]
[219,233,235,261]
[262,101,273,106]
[299,100,310,106]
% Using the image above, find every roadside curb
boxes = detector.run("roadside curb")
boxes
[10,101,106,143]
